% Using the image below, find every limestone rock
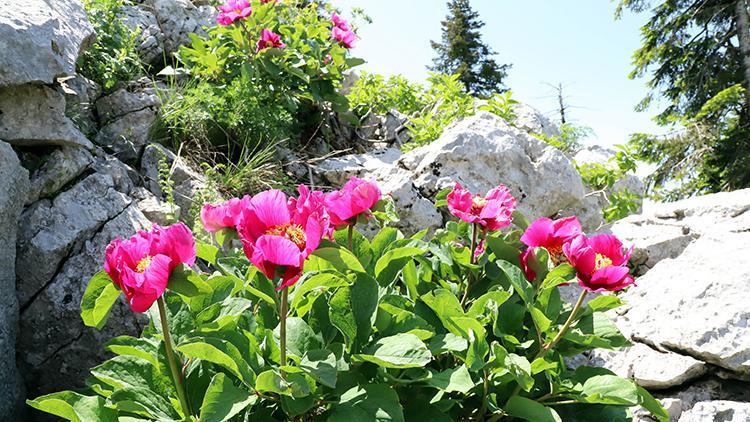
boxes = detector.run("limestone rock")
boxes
[90,155,138,195]
[404,112,585,220]
[18,204,149,397]
[58,75,101,138]
[25,147,93,205]
[95,80,162,124]
[141,143,206,217]
[0,0,95,86]
[316,148,401,187]
[16,173,131,308]
[373,167,443,235]
[0,141,29,419]
[120,5,165,66]
[678,401,750,422]
[95,108,157,162]
[0,84,93,148]
[512,103,560,139]
[137,191,180,225]
[616,232,750,376]
[148,0,214,55]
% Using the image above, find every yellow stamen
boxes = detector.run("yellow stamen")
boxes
[595,253,613,270]
[267,223,307,250]
[471,196,487,213]
[547,244,566,266]
[136,256,152,273]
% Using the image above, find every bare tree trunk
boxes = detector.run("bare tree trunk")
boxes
[734,0,750,111]
[556,83,567,125]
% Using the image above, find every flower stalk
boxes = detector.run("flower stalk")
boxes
[279,286,289,376]
[460,223,480,306]
[347,224,354,251]
[157,297,191,419]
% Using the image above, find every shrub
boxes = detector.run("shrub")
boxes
[576,146,641,222]
[29,178,667,421]
[347,72,428,117]
[535,123,593,155]
[78,0,143,91]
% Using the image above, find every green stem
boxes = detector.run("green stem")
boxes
[460,223,480,307]
[478,369,489,420]
[279,287,289,376]
[347,224,354,251]
[157,297,191,419]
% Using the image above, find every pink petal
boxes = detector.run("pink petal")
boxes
[521,218,554,247]
[250,190,291,228]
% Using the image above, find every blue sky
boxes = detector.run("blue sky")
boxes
[335,0,665,147]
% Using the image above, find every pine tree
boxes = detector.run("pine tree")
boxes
[430,0,510,97]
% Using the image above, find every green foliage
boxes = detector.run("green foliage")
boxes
[430,0,510,96]
[347,72,428,117]
[36,211,665,421]
[78,0,142,91]
[535,123,593,155]
[478,91,518,122]
[576,146,641,222]
[619,1,750,198]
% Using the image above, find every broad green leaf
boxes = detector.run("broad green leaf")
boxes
[354,333,432,368]
[327,384,405,422]
[107,387,179,420]
[177,337,255,385]
[585,295,624,314]
[426,365,475,393]
[300,349,338,388]
[291,272,348,314]
[276,317,323,358]
[505,353,534,392]
[168,265,213,298]
[511,210,531,230]
[374,246,425,286]
[467,290,512,318]
[564,312,630,351]
[371,227,402,258]
[27,391,117,422]
[199,373,256,422]
[255,370,310,398]
[428,333,468,355]
[329,286,357,348]
[306,247,365,273]
[376,304,435,341]
[504,396,561,422]
[636,386,670,422]
[90,356,172,398]
[80,271,120,330]
[486,234,521,266]
[497,260,533,304]
[581,375,639,405]
[421,289,464,335]
[540,263,575,290]
[196,297,253,332]
[334,228,373,268]
[104,337,159,366]
[328,273,379,351]
[530,305,552,334]
[196,242,219,264]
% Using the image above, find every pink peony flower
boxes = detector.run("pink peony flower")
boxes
[473,239,485,260]
[216,0,252,26]
[256,28,285,52]
[324,177,381,229]
[519,216,583,280]
[331,12,351,31]
[446,183,517,231]
[563,234,635,292]
[332,27,357,49]
[200,196,249,233]
[237,188,327,289]
[519,249,537,282]
[104,223,196,312]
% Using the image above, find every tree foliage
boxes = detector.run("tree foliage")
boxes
[619,0,750,199]
[429,0,510,97]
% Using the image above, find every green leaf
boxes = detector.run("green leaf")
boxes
[467,290,512,318]
[307,247,365,273]
[292,272,349,315]
[530,305,552,334]
[426,365,475,393]
[90,356,172,398]
[27,392,117,422]
[107,387,179,420]
[374,246,425,286]
[300,349,338,388]
[428,333,468,355]
[276,317,323,358]
[104,337,159,366]
[328,273,379,351]
[80,271,120,330]
[199,373,256,422]
[329,286,357,348]
[327,384,405,422]
[485,235,521,266]
[497,260,534,304]
[505,353,534,392]
[585,295,624,314]
[504,396,561,422]
[255,370,310,398]
[177,337,255,385]
[168,265,213,298]
[354,333,432,368]
[196,297,253,332]
[371,227,403,258]
[334,228,373,268]
[540,264,576,290]
[420,289,465,335]
[581,375,639,405]
[196,242,219,264]
[636,385,670,422]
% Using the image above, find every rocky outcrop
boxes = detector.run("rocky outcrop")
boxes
[316,112,589,234]
[512,103,560,139]
[147,0,214,56]
[573,189,750,420]
[0,141,29,418]
[0,0,94,86]
[0,84,93,149]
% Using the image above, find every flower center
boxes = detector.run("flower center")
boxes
[471,196,487,213]
[136,256,152,273]
[595,253,613,270]
[267,223,306,250]
[547,244,566,266]
[266,40,274,47]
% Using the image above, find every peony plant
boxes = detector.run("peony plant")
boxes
[28,177,668,421]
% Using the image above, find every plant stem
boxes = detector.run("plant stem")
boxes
[509,290,588,399]
[347,224,354,251]
[460,223,480,307]
[157,297,191,419]
[478,369,489,420]
[279,287,289,376]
